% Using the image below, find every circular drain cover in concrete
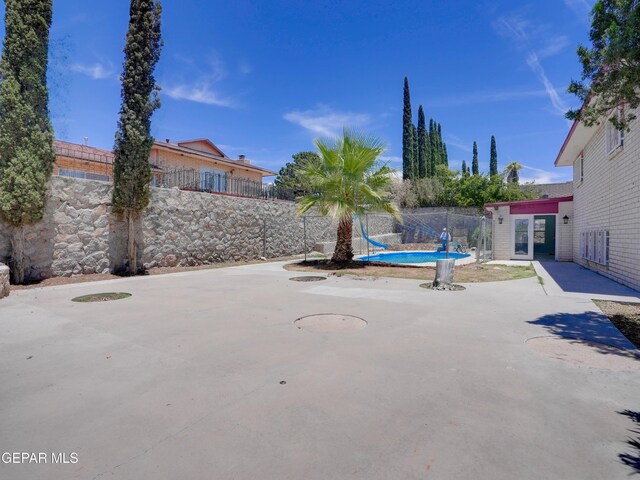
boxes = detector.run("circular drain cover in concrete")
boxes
[526,336,640,371]
[294,314,367,332]
[290,276,327,282]
[72,292,132,303]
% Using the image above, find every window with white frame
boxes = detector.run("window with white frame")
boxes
[580,229,609,265]
[605,108,625,155]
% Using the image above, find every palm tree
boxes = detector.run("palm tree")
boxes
[297,129,400,263]
[504,162,523,184]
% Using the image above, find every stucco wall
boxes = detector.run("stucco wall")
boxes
[570,111,640,290]
[490,205,511,260]
[0,177,396,280]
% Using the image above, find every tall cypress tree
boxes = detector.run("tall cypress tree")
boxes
[442,142,448,167]
[0,0,55,284]
[461,160,468,176]
[402,77,414,180]
[471,141,479,175]
[429,118,438,173]
[112,0,163,274]
[417,105,428,178]
[489,135,498,177]
[412,124,418,179]
[436,123,445,166]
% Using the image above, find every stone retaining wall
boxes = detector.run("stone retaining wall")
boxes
[0,177,398,280]
[0,263,9,298]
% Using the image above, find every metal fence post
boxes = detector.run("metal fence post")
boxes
[366,214,370,258]
[445,211,450,259]
[480,216,486,262]
[303,216,307,262]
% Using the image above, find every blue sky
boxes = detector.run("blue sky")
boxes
[1,0,594,182]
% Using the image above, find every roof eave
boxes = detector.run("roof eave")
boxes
[153,142,276,176]
[555,121,598,167]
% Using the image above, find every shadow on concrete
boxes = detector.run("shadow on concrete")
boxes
[527,311,639,358]
[538,261,640,298]
[618,410,640,475]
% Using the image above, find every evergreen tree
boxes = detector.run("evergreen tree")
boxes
[438,123,444,165]
[412,124,418,179]
[429,118,438,172]
[416,105,429,178]
[471,141,479,175]
[436,123,446,166]
[0,0,55,284]
[489,135,498,177]
[402,77,414,180]
[112,0,163,274]
[274,151,322,196]
[461,160,468,176]
[442,142,448,167]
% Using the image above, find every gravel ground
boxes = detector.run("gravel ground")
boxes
[595,300,640,349]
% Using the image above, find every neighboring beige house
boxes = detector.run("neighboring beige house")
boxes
[554,107,639,291]
[150,138,275,184]
[53,138,275,191]
[486,107,639,291]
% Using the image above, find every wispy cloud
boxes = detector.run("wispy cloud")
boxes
[444,134,472,153]
[520,164,571,184]
[284,105,370,137]
[493,13,533,44]
[526,53,568,115]
[163,84,234,107]
[492,11,570,115]
[70,62,114,80]
[563,0,593,21]
[428,89,547,108]
[162,53,237,107]
[537,35,570,59]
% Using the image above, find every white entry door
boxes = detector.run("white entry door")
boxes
[511,215,534,260]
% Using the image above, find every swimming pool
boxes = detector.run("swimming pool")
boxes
[357,250,472,265]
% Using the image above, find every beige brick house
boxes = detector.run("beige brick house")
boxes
[54,138,275,187]
[486,107,639,291]
[554,107,639,291]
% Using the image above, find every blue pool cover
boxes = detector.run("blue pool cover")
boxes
[358,251,471,264]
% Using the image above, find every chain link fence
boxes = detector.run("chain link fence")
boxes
[299,211,492,262]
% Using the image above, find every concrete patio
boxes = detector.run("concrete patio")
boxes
[0,261,638,479]
[535,260,640,301]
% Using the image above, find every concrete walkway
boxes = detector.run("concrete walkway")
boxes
[0,262,638,479]
[534,261,640,302]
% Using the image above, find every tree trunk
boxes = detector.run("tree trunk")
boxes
[432,258,455,290]
[127,212,137,275]
[332,217,354,263]
[9,225,25,284]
